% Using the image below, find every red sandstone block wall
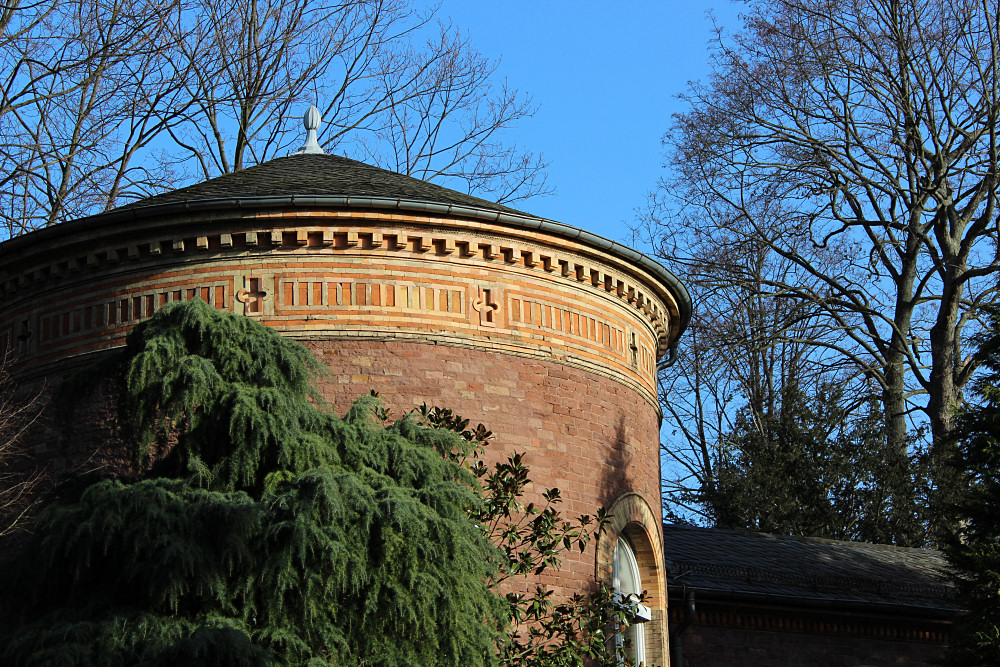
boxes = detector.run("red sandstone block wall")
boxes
[20,338,664,600]
[306,339,663,596]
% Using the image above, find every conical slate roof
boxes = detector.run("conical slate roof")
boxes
[125,153,527,215]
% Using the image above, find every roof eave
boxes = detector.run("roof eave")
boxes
[0,194,692,345]
[670,586,963,620]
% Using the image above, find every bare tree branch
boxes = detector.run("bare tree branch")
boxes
[0,349,46,539]
[651,0,1000,456]
[0,0,549,240]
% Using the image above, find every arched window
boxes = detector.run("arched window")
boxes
[613,536,649,664]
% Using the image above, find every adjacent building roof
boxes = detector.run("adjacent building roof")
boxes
[124,153,527,215]
[663,524,960,614]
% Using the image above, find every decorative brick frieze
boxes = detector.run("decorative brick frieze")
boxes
[0,212,678,404]
[0,213,680,357]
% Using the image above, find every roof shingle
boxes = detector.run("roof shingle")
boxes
[663,524,959,613]
[123,153,527,215]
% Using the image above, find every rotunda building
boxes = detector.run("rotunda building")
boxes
[0,146,689,663]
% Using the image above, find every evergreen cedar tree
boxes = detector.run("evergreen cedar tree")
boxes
[0,299,637,666]
[946,309,1000,667]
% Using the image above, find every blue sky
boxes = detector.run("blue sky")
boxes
[430,1,742,249]
[430,3,744,498]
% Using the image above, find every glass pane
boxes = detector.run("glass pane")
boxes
[614,537,641,597]
[613,536,646,664]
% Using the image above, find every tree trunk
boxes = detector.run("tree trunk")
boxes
[883,255,921,546]
[926,261,966,542]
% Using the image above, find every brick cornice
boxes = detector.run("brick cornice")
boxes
[0,212,683,410]
[0,206,688,352]
[0,211,681,357]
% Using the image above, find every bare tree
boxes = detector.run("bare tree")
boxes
[0,0,548,240]
[0,350,45,539]
[651,0,1000,481]
[0,0,188,234]
[159,0,547,201]
[163,0,360,177]
[654,220,927,542]
[348,23,547,204]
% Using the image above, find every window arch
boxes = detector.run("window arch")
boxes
[595,493,667,665]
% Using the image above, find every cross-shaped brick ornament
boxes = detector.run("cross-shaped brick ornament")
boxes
[472,287,498,327]
[16,319,32,355]
[236,277,268,315]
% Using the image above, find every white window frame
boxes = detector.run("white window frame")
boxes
[612,536,647,664]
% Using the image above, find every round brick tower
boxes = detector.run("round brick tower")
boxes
[0,150,689,664]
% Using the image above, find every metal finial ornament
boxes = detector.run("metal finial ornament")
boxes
[295,104,324,154]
